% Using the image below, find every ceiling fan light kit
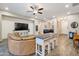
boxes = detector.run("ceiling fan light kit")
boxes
[26,5,44,15]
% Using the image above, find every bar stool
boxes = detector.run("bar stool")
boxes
[36,38,56,56]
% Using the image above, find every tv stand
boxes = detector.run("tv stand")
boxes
[14,30,29,36]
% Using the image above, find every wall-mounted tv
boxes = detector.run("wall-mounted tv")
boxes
[15,23,28,31]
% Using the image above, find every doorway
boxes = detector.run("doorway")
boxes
[61,20,68,35]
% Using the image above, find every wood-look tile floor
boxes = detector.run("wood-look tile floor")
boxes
[48,35,79,56]
[0,35,79,56]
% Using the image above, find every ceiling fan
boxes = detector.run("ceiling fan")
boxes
[26,5,44,15]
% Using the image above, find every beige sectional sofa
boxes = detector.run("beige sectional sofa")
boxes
[8,33,36,56]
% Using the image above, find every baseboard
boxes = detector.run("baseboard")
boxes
[0,39,5,43]
[2,38,7,40]
[0,38,7,43]
[59,34,68,36]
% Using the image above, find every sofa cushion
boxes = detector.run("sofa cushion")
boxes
[14,32,20,37]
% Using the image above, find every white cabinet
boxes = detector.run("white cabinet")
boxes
[35,34,57,56]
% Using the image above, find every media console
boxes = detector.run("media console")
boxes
[14,30,29,37]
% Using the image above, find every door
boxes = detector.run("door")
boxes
[61,20,68,34]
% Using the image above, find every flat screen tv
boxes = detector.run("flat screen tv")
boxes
[15,23,28,31]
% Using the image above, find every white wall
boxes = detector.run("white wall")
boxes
[2,16,34,39]
[68,15,79,33]
[53,18,57,33]
[59,15,79,34]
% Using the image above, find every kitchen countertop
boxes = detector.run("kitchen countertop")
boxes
[36,33,57,40]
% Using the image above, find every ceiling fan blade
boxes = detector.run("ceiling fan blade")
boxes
[30,6,34,9]
[38,12,43,14]
[26,11,33,12]
[38,8,43,11]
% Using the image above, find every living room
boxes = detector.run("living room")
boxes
[0,3,79,56]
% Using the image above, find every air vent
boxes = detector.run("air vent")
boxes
[70,12,79,15]
[72,3,79,7]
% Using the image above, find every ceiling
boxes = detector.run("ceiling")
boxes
[0,3,79,20]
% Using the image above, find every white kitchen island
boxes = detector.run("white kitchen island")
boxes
[36,33,58,56]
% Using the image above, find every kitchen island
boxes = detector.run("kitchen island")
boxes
[35,33,58,56]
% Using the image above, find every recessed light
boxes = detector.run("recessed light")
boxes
[60,18,63,20]
[63,17,66,19]
[35,16,37,18]
[65,4,69,8]
[52,16,56,19]
[44,18,46,20]
[67,12,70,15]
[5,7,9,10]
[53,16,56,18]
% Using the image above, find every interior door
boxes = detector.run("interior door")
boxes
[61,20,68,34]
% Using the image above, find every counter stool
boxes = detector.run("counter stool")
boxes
[36,38,56,56]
